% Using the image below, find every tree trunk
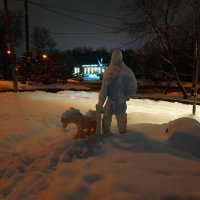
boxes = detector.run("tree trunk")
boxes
[11,64,18,92]
[4,0,18,92]
[164,78,172,95]
[176,78,187,99]
[165,34,188,99]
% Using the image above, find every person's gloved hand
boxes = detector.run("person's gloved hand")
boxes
[96,103,103,113]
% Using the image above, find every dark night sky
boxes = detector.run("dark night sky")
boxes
[3,0,132,51]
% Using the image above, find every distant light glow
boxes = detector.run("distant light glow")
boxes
[82,64,98,67]
[7,50,11,55]
[42,54,47,59]
[74,67,80,74]
[73,63,107,80]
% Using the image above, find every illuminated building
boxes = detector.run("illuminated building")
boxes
[73,63,107,80]
[81,64,107,74]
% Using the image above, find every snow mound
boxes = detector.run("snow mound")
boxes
[165,117,200,137]
[164,117,200,158]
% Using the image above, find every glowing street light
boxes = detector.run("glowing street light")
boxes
[42,54,47,59]
[7,50,11,55]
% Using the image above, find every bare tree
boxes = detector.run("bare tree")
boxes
[122,0,189,98]
[186,0,200,114]
[0,9,23,80]
[31,26,56,59]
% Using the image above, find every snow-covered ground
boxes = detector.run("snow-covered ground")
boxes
[0,80,91,91]
[0,89,200,200]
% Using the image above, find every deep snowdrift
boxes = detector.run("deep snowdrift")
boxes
[0,91,200,200]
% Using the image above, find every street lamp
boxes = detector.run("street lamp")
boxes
[6,50,11,55]
[42,54,47,59]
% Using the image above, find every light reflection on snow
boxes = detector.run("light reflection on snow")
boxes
[20,91,200,123]
[127,98,200,123]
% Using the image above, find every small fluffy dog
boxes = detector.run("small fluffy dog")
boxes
[61,107,98,138]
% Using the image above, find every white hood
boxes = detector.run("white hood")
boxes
[110,49,124,67]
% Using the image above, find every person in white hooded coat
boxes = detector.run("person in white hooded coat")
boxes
[96,49,138,134]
